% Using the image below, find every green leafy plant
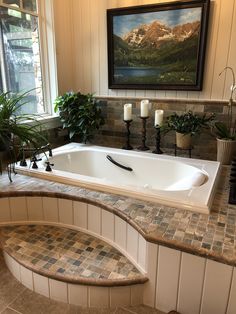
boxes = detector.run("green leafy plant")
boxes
[54,91,105,143]
[164,111,215,136]
[0,90,47,178]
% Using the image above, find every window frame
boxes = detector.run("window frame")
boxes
[0,0,58,118]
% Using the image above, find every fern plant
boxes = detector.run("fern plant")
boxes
[0,90,47,179]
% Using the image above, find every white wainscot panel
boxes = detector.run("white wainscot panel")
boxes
[177,252,206,314]
[101,210,114,242]
[200,259,233,314]
[143,242,158,308]
[4,252,21,281]
[58,199,73,225]
[88,204,101,235]
[33,272,49,298]
[138,234,147,271]
[49,279,68,303]
[127,224,139,262]
[0,198,11,222]
[110,286,131,307]
[68,284,88,307]
[9,197,28,221]
[114,216,127,251]
[42,197,59,222]
[156,246,181,313]
[26,197,43,221]
[131,284,143,306]
[20,265,33,290]
[73,201,87,229]
[227,267,236,314]
[89,287,109,308]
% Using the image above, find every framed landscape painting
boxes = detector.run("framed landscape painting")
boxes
[107,0,210,91]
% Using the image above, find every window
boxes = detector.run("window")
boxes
[0,0,57,115]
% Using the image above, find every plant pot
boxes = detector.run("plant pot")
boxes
[176,132,192,149]
[217,138,236,165]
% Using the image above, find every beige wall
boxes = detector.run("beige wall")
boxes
[53,0,236,101]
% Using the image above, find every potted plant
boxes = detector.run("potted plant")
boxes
[165,111,215,149]
[214,67,236,165]
[54,91,105,143]
[0,90,47,179]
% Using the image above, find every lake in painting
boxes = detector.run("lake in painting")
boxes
[112,6,202,85]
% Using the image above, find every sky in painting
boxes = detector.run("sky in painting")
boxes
[113,7,202,37]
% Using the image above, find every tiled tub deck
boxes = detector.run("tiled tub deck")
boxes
[0,167,236,314]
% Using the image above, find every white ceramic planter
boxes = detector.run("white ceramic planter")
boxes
[217,138,236,165]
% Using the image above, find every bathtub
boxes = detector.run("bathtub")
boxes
[15,143,221,214]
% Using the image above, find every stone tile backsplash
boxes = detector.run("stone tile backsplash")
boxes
[92,97,232,161]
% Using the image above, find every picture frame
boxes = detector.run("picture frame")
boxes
[107,0,210,91]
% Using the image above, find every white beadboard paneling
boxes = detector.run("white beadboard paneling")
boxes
[53,0,75,93]
[58,199,73,225]
[72,0,84,91]
[0,198,11,222]
[200,0,221,100]
[68,284,88,307]
[42,197,59,222]
[138,234,147,271]
[98,0,109,96]
[73,201,88,229]
[4,252,21,281]
[101,210,114,242]
[155,246,181,313]
[200,259,233,314]
[177,252,206,314]
[26,197,43,221]
[20,265,33,290]
[224,1,236,100]
[33,273,49,298]
[56,0,236,101]
[114,216,127,251]
[80,0,92,93]
[131,284,143,306]
[127,224,139,262]
[9,197,28,221]
[89,286,109,308]
[88,204,101,235]
[90,0,100,94]
[110,286,131,307]
[49,279,68,303]
[143,242,158,307]
[227,267,236,314]
[211,0,235,100]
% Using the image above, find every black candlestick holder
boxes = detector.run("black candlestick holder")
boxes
[122,120,133,150]
[138,117,150,151]
[152,125,163,154]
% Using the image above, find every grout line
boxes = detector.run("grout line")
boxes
[120,306,137,314]
[3,286,26,313]
[6,306,23,314]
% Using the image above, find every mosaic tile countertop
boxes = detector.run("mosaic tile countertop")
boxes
[0,167,236,267]
[0,225,147,286]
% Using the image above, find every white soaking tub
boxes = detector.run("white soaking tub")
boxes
[15,143,221,214]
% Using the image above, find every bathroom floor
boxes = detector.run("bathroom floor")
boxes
[0,250,165,314]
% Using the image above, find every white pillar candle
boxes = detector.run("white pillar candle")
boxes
[154,109,164,126]
[124,103,132,121]
[140,99,149,117]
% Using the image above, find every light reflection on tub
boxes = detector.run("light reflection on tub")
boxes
[15,143,221,214]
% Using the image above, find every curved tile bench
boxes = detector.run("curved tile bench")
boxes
[0,169,236,314]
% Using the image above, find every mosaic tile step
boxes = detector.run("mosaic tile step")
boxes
[0,224,148,286]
